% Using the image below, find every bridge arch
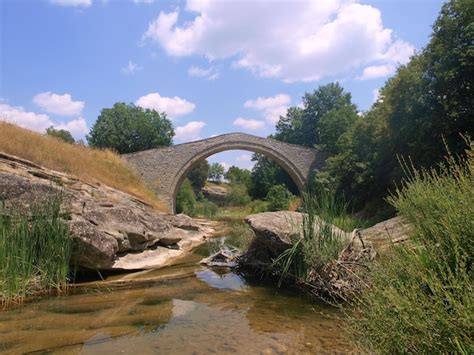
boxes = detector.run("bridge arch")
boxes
[124,133,325,212]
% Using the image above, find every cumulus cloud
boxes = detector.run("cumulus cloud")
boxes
[233,117,265,131]
[33,92,84,116]
[49,0,92,7]
[0,103,88,137]
[121,61,142,75]
[244,94,290,124]
[135,92,195,119]
[175,121,206,142]
[358,64,395,80]
[142,1,414,82]
[188,65,219,80]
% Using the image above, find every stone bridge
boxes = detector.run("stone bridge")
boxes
[124,133,325,212]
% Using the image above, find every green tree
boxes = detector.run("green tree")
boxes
[208,162,225,182]
[188,160,210,191]
[250,154,298,199]
[225,166,252,190]
[45,126,75,144]
[87,102,174,154]
[266,184,294,211]
[275,82,356,148]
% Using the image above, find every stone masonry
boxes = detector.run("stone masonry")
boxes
[124,133,325,212]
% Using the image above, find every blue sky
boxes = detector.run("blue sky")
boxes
[0,0,444,170]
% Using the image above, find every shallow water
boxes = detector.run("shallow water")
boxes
[0,236,356,354]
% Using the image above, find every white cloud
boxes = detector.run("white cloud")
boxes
[50,0,92,7]
[220,162,232,172]
[233,117,265,131]
[121,61,142,75]
[0,103,88,137]
[236,154,251,162]
[33,92,84,116]
[54,117,89,137]
[188,65,219,80]
[175,121,206,142]
[135,92,195,119]
[244,94,290,124]
[142,1,414,82]
[358,64,395,80]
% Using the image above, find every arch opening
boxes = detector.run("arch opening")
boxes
[171,143,306,213]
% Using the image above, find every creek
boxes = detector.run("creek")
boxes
[0,234,356,354]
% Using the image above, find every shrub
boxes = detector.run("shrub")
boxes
[195,199,219,219]
[266,184,293,211]
[346,143,474,353]
[0,195,71,306]
[227,183,251,206]
[46,126,75,144]
[176,179,196,215]
[249,199,269,213]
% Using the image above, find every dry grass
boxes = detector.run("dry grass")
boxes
[0,122,166,211]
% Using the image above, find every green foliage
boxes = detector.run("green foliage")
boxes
[188,160,210,191]
[266,184,293,211]
[250,154,298,199]
[208,162,225,182]
[176,178,218,218]
[315,0,473,212]
[249,199,269,213]
[46,126,75,144]
[87,102,174,154]
[0,195,71,305]
[227,183,251,206]
[275,82,357,148]
[225,166,252,190]
[176,178,196,215]
[194,199,218,219]
[347,144,474,353]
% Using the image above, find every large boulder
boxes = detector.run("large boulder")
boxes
[245,211,351,256]
[0,152,215,270]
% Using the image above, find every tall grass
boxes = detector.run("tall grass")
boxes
[0,122,164,210]
[0,195,71,306]
[346,143,474,353]
[272,190,358,283]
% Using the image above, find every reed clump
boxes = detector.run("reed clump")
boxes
[0,195,71,307]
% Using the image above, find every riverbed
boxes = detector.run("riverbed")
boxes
[0,235,356,354]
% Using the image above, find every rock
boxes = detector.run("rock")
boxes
[245,211,351,256]
[359,216,412,250]
[0,152,215,270]
[202,183,229,206]
[158,236,182,247]
[199,247,239,268]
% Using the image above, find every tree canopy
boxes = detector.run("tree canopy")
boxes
[87,103,174,154]
[46,126,75,144]
[208,162,225,182]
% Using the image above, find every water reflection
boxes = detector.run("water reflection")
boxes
[0,236,356,354]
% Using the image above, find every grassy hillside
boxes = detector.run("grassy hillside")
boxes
[0,122,165,211]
